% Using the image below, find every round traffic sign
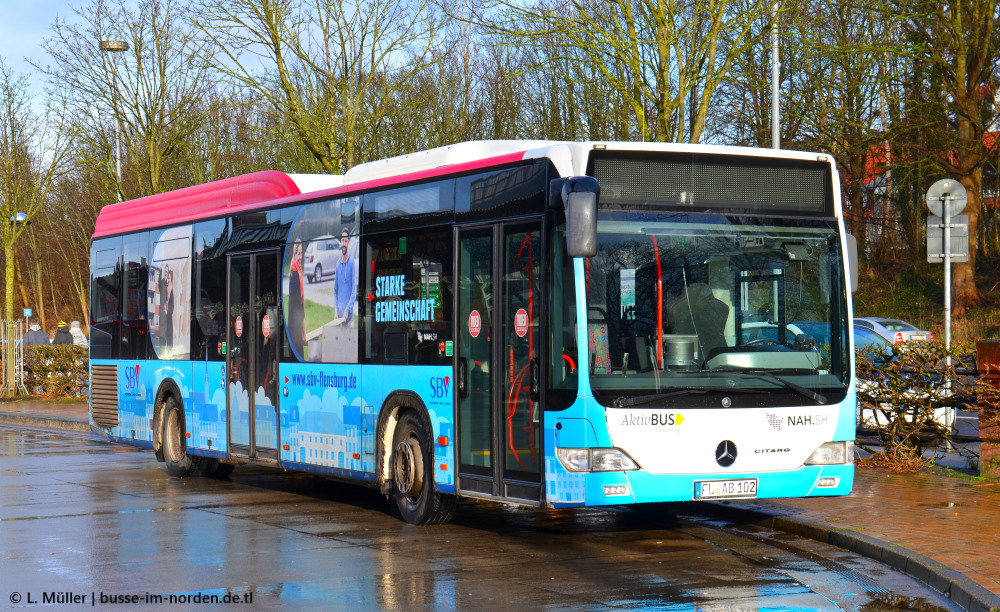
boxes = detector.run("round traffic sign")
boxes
[925,178,968,216]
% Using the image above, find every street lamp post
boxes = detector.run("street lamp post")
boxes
[3,212,31,397]
[99,39,129,202]
[770,0,780,150]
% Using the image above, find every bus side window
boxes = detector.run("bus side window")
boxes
[364,226,453,367]
[193,219,228,362]
[91,237,122,360]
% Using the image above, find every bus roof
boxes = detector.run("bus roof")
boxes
[92,140,837,239]
[91,143,542,239]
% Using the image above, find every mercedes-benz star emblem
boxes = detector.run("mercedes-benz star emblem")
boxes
[715,440,737,467]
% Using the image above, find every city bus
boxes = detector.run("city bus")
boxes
[89,140,858,524]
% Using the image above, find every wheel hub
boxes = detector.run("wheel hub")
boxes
[393,438,423,498]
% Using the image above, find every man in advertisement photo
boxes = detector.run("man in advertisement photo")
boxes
[333,227,357,327]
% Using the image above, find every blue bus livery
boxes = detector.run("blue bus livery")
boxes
[89,141,858,524]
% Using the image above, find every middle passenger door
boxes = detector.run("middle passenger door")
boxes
[226,250,280,462]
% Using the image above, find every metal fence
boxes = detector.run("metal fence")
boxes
[1,319,28,397]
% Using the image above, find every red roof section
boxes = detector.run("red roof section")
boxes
[92,151,530,239]
[93,171,302,238]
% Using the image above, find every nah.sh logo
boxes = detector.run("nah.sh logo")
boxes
[430,376,450,399]
[124,364,140,389]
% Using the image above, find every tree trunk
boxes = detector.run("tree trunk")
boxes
[33,255,46,330]
[953,169,983,315]
[15,260,29,320]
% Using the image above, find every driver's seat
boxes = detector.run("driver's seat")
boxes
[668,284,729,363]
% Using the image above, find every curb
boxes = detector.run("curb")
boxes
[701,502,1000,612]
[0,412,92,433]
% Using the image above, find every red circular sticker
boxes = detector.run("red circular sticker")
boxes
[235,316,243,338]
[262,314,271,338]
[514,308,529,338]
[468,310,481,338]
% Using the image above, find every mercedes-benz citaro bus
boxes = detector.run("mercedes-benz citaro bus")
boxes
[89,141,858,524]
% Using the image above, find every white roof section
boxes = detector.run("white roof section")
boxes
[286,173,344,193]
[343,140,565,184]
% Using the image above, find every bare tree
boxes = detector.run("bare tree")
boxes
[0,60,69,323]
[467,0,770,143]
[800,0,900,261]
[194,0,444,172]
[894,0,1000,314]
[39,0,214,199]
[708,0,813,147]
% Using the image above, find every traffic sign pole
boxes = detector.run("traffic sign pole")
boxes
[943,195,953,450]
[926,178,967,446]
[944,194,951,353]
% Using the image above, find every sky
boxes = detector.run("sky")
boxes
[0,1,83,92]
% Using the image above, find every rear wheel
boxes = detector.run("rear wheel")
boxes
[391,411,456,525]
[312,264,323,283]
[160,396,202,477]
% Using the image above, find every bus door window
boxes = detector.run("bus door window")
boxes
[503,227,540,476]
[253,252,279,451]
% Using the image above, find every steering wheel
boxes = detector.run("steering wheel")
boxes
[743,338,779,347]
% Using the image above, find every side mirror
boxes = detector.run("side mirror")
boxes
[562,177,599,258]
[845,233,858,293]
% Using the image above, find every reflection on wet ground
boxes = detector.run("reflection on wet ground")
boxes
[1,426,958,611]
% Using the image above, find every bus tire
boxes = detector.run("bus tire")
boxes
[160,396,202,478]
[200,459,236,479]
[391,411,456,525]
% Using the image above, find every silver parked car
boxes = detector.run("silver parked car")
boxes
[853,323,953,431]
[854,317,933,345]
[304,235,338,283]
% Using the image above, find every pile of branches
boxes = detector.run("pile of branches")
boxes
[855,340,994,468]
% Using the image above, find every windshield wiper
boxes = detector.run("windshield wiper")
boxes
[612,387,712,407]
[676,368,828,405]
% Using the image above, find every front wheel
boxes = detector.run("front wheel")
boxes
[391,412,456,525]
[160,396,202,477]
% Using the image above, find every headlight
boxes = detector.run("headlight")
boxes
[556,448,639,472]
[804,441,854,465]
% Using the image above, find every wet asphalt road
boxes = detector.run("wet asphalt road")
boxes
[1,425,957,611]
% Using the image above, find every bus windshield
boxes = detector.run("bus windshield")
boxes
[584,211,850,407]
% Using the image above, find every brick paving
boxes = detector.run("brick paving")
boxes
[755,468,1000,598]
[3,398,1000,601]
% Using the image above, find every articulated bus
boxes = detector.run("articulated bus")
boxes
[89,140,858,524]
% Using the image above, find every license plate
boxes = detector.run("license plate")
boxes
[693,478,758,500]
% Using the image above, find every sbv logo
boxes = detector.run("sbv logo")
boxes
[430,376,450,399]
[123,364,141,390]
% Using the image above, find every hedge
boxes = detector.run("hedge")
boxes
[22,345,89,398]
